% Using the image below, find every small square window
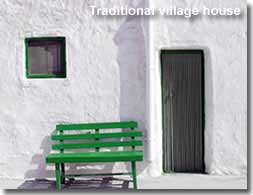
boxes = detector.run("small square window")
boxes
[25,37,66,78]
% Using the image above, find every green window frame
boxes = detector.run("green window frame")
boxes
[25,37,66,79]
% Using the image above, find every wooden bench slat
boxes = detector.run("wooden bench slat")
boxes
[52,140,143,150]
[52,131,143,140]
[56,121,138,131]
[46,150,143,163]
[65,172,131,177]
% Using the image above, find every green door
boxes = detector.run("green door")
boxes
[161,50,205,173]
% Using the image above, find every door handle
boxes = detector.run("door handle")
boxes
[169,88,174,98]
[165,88,174,103]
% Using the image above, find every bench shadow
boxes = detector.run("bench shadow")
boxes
[17,177,130,190]
[25,133,115,179]
[24,133,126,189]
[24,134,55,179]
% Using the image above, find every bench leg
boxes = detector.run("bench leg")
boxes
[55,163,62,190]
[131,162,137,190]
[61,163,65,184]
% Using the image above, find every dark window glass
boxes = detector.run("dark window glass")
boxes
[25,37,66,78]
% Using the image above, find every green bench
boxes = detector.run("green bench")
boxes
[46,121,143,190]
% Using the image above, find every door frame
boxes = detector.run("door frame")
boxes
[160,49,205,173]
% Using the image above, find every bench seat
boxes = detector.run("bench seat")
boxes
[46,150,143,163]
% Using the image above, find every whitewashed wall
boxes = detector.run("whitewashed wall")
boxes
[147,0,247,175]
[0,0,147,179]
[0,0,247,181]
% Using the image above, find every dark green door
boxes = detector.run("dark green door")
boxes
[161,50,205,173]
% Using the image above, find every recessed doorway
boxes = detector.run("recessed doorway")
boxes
[161,50,205,173]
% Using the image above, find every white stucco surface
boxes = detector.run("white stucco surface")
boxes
[0,0,247,187]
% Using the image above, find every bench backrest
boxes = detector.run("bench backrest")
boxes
[51,121,143,153]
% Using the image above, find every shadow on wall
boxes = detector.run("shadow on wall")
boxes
[202,47,214,174]
[25,134,54,179]
[114,0,148,175]
[24,132,115,179]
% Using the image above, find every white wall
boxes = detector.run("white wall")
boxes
[147,0,247,175]
[0,0,247,181]
[0,0,148,179]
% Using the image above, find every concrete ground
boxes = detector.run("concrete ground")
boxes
[0,174,247,190]
[138,174,247,189]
